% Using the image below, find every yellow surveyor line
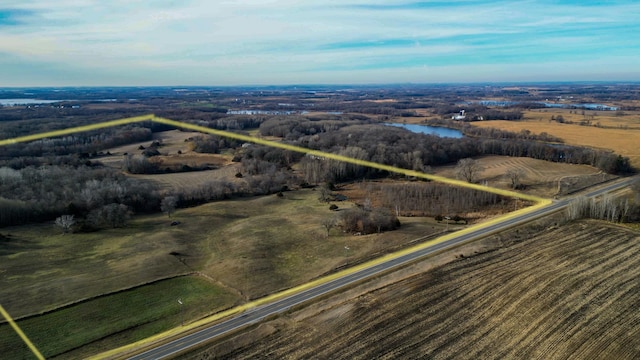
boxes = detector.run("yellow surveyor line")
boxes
[150,116,547,203]
[92,199,552,360]
[0,114,154,147]
[0,304,45,360]
[0,113,551,359]
[0,112,545,202]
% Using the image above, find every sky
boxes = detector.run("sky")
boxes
[1,0,639,86]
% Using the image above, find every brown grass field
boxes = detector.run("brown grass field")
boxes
[98,129,241,191]
[471,110,640,168]
[186,220,640,360]
[101,130,200,159]
[129,162,243,191]
[431,155,610,198]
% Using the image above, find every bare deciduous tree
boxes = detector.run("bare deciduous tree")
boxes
[321,217,336,237]
[89,203,130,228]
[318,186,331,203]
[505,168,525,189]
[566,194,631,223]
[300,156,326,185]
[566,196,589,221]
[161,196,177,218]
[455,158,484,183]
[55,214,75,234]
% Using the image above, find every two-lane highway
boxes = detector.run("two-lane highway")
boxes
[123,177,637,360]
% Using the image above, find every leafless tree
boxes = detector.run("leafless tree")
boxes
[566,196,589,221]
[161,196,177,218]
[362,197,372,211]
[505,168,525,189]
[300,156,326,185]
[632,179,640,201]
[566,194,631,223]
[456,158,484,183]
[318,186,332,203]
[89,203,130,228]
[321,217,336,237]
[55,215,75,234]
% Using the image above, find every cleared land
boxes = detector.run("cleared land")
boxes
[471,115,640,167]
[432,155,609,198]
[188,220,640,360]
[130,163,243,191]
[99,129,230,168]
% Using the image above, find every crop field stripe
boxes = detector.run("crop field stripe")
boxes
[0,304,45,360]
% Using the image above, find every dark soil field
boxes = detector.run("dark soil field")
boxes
[184,220,640,360]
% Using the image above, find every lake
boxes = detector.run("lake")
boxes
[473,100,618,111]
[0,98,62,106]
[386,123,464,138]
[227,109,343,115]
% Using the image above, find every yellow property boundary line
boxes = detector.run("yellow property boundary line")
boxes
[0,304,45,360]
[0,114,551,359]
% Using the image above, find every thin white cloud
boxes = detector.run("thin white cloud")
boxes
[0,0,638,85]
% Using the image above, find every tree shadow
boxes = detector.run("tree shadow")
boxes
[0,234,42,256]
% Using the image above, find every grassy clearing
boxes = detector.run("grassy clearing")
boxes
[0,276,237,359]
[182,190,444,299]
[129,162,244,191]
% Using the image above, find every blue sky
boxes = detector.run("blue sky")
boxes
[1,0,639,86]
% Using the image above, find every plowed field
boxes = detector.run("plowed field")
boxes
[191,220,640,360]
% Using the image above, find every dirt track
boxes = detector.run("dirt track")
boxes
[186,220,640,359]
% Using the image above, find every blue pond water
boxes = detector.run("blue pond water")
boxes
[0,98,61,106]
[473,100,618,111]
[385,123,464,138]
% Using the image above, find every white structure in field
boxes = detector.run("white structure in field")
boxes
[452,110,466,120]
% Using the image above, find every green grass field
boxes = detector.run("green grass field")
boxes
[0,276,237,359]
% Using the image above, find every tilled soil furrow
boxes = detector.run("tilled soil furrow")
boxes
[561,278,640,360]
[199,221,640,360]
[394,229,595,357]
[497,234,639,358]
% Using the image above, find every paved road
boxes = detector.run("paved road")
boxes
[127,177,637,360]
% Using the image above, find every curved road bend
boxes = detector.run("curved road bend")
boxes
[127,177,637,360]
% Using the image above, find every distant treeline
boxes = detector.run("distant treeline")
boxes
[0,126,153,162]
[0,166,158,227]
[428,119,564,143]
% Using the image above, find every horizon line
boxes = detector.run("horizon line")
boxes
[2,80,640,90]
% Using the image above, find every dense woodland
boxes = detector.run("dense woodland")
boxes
[0,84,637,229]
